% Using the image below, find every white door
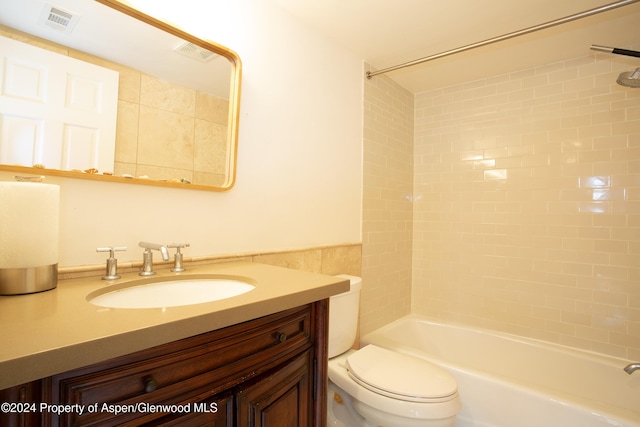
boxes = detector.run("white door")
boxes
[0,35,118,173]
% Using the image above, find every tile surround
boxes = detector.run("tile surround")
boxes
[361,64,414,335]
[364,55,640,359]
[412,55,640,359]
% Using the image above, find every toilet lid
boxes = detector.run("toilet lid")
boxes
[346,345,457,402]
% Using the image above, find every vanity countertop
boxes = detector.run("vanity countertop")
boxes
[0,261,349,390]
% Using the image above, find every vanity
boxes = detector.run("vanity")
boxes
[0,261,349,426]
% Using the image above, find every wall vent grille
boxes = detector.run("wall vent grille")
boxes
[39,3,80,33]
[173,42,219,63]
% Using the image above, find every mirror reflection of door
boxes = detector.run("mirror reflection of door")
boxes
[0,0,242,191]
[0,35,118,172]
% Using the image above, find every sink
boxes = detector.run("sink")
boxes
[87,275,256,309]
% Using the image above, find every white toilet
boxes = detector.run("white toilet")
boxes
[328,275,461,427]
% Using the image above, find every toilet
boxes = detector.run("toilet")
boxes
[328,275,461,427]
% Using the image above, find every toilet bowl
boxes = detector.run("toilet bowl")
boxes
[328,275,460,427]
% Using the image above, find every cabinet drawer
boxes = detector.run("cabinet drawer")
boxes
[50,305,312,426]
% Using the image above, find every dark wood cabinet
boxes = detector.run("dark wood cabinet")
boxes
[237,350,311,427]
[0,301,328,427]
[0,380,42,427]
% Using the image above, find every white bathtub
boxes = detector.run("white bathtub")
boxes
[360,315,640,427]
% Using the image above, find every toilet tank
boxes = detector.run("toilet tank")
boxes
[328,275,362,358]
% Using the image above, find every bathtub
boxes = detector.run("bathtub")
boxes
[360,315,640,427]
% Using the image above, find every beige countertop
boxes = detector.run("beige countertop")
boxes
[0,261,349,390]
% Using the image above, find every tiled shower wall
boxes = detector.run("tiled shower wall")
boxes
[413,55,640,359]
[361,65,414,335]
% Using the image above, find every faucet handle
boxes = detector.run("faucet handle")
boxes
[168,243,190,272]
[96,246,127,256]
[168,243,190,250]
[96,246,127,280]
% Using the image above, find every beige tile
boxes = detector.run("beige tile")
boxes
[136,164,193,183]
[362,65,414,335]
[137,106,195,171]
[140,74,196,116]
[113,162,136,177]
[115,66,141,104]
[192,171,226,187]
[194,119,227,174]
[196,92,229,125]
[320,245,362,276]
[252,250,322,273]
[407,55,640,358]
[114,100,139,164]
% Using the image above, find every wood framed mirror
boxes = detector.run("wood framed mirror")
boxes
[0,0,242,191]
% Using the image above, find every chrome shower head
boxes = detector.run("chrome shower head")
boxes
[617,68,640,88]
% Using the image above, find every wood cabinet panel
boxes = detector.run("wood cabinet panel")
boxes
[0,381,42,427]
[144,393,233,427]
[237,351,311,427]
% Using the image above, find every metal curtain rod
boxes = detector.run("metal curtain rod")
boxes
[366,0,640,79]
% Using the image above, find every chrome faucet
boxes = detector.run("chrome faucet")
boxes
[138,242,170,276]
[96,246,127,280]
[624,363,640,375]
[168,243,190,272]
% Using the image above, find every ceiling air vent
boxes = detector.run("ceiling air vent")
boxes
[173,41,219,63]
[38,3,80,33]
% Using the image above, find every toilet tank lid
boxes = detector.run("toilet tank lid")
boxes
[335,274,362,290]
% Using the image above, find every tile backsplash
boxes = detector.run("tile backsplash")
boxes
[413,55,640,359]
[61,244,362,281]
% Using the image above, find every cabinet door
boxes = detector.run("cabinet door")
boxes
[0,381,42,427]
[236,351,311,427]
[143,393,233,427]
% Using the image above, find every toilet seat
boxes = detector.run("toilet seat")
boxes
[346,345,458,403]
[329,350,461,423]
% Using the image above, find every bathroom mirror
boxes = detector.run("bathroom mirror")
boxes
[0,0,241,191]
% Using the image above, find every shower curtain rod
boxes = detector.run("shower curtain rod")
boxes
[366,0,640,79]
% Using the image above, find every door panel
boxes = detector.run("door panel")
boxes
[0,35,118,172]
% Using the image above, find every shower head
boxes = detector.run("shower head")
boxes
[617,68,640,88]
[590,46,640,88]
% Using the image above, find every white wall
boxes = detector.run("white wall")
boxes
[0,0,363,267]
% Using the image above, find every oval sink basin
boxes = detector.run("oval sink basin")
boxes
[87,276,255,309]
